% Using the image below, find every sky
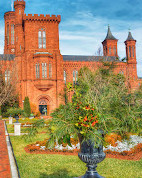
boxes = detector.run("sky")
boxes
[0,0,142,76]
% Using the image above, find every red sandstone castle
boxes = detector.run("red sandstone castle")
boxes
[1,0,142,115]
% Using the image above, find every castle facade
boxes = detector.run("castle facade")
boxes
[2,0,142,115]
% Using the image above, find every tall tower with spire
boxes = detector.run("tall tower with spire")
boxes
[125,31,138,90]
[125,31,136,63]
[102,26,118,57]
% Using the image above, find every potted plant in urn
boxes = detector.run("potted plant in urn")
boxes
[48,66,141,178]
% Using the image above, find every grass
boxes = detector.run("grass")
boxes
[10,133,142,178]
[6,117,48,133]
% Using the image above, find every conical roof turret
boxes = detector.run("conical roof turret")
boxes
[126,31,135,41]
[104,25,117,40]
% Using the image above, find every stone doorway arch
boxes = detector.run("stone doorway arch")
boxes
[37,95,52,116]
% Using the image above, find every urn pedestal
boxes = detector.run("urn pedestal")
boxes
[76,136,106,178]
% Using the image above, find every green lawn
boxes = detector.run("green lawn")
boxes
[6,118,48,133]
[10,134,142,178]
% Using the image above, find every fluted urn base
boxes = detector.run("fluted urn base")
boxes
[76,164,105,178]
[76,135,106,178]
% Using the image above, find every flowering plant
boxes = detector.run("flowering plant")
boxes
[48,66,141,148]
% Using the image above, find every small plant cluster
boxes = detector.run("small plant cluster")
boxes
[104,133,122,147]
[26,137,79,153]
[104,143,142,156]
[74,103,99,133]
[21,122,33,127]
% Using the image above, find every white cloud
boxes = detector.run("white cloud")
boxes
[59,12,142,76]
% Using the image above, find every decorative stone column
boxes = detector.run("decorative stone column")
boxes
[9,117,13,124]
[14,123,21,136]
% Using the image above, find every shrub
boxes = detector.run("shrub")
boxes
[24,97,31,117]
[7,107,23,117]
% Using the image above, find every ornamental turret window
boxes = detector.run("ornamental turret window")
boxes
[132,46,134,57]
[11,24,14,45]
[129,46,131,57]
[38,29,46,49]
[7,24,9,45]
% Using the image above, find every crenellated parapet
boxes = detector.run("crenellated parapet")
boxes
[23,14,61,23]
[14,0,25,9]
[4,11,15,20]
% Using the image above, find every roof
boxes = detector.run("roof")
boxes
[63,55,121,62]
[104,26,117,40]
[0,54,15,61]
[126,31,135,41]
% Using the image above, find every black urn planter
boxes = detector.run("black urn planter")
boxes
[15,115,19,123]
[77,135,106,178]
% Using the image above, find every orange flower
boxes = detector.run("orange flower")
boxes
[85,106,90,110]
[83,116,88,121]
[91,120,98,126]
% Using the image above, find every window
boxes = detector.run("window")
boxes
[114,47,116,56]
[129,46,131,57]
[109,47,111,55]
[106,47,107,54]
[49,63,52,78]
[38,31,42,49]
[42,63,47,78]
[64,70,66,84]
[73,70,78,84]
[132,46,134,57]
[7,24,9,45]
[11,24,14,44]
[35,63,40,78]
[38,29,46,49]
[5,70,10,83]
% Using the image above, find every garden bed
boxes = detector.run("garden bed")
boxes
[25,140,142,161]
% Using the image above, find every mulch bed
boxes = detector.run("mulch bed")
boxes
[24,147,142,161]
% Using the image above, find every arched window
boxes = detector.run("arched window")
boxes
[132,46,134,57]
[109,47,111,55]
[5,70,10,83]
[7,24,9,45]
[11,24,14,44]
[64,70,66,84]
[106,47,107,55]
[38,29,46,49]
[49,63,52,78]
[129,46,131,57]
[35,63,40,78]
[114,47,116,56]
[42,63,47,78]
[73,70,78,85]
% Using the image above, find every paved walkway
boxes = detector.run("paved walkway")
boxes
[0,120,11,178]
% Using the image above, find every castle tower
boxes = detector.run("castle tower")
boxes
[14,0,25,55]
[125,31,138,90]
[124,31,136,64]
[102,26,118,57]
[4,11,15,54]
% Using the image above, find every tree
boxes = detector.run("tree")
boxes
[24,96,31,117]
[77,65,141,136]
[0,54,18,117]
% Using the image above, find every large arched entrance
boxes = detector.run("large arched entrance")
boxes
[38,98,49,115]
